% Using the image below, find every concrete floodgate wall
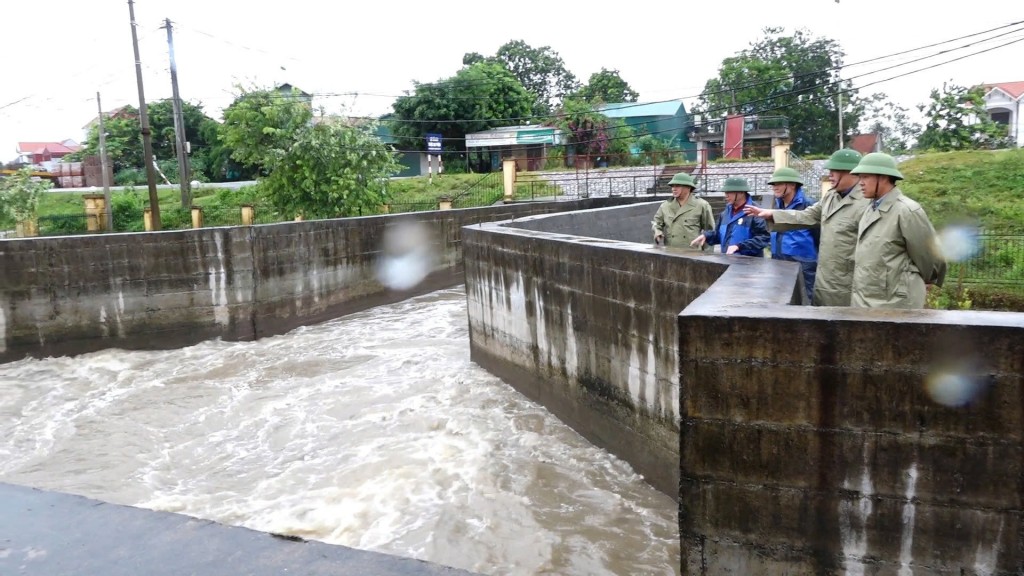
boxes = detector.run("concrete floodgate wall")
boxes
[0,198,654,364]
[463,202,1024,574]
[462,202,802,497]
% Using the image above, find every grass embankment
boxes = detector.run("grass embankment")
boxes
[899,149,1024,310]
[899,149,1024,230]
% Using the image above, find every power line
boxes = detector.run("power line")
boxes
[228,31,1024,156]
[174,20,1024,123]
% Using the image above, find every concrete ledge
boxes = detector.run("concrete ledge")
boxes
[0,197,658,364]
[461,201,1024,574]
[0,482,477,576]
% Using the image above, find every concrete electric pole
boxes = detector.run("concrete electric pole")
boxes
[164,17,192,208]
[128,0,161,230]
[96,92,113,231]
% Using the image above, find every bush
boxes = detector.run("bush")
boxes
[38,214,88,235]
[114,168,146,186]
[111,188,146,231]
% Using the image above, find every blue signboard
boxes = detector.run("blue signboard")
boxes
[426,133,442,152]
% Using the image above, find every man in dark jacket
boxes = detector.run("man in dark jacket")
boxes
[766,167,818,303]
[690,177,769,256]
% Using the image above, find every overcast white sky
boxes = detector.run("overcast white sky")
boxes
[2,0,1023,161]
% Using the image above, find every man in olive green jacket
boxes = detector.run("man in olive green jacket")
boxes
[652,172,715,250]
[849,152,946,309]
[743,149,870,306]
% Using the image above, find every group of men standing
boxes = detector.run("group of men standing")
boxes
[651,149,947,309]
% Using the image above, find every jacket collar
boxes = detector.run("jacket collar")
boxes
[858,187,902,237]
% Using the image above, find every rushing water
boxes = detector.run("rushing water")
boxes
[0,286,679,575]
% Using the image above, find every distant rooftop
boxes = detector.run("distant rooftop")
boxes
[984,81,1024,100]
[599,101,685,118]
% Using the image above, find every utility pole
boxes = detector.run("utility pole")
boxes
[128,0,161,230]
[837,91,844,149]
[164,17,191,208]
[96,92,113,231]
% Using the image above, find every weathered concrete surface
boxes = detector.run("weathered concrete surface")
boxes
[680,274,1024,575]
[462,200,1024,574]
[0,198,657,364]
[0,482,477,576]
[463,202,803,499]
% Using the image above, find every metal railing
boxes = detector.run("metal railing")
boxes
[948,229,1024,286]
[692,115,789,136]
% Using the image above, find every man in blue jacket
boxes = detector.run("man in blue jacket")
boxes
[766,167,819,303]
[690,177,769,256]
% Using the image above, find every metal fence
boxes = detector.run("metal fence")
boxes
[948,230,1024,287]
[11,201,1024,290]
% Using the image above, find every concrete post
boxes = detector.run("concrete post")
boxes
[83,194,107,232]
[240,205,254,226]
[437,196,453,210]
[772,139,791,171]
[190,206,203,229]
[15,219,39,238]
[143,208,153,232]
[502,159,517,203]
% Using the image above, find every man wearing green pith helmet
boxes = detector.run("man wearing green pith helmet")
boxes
[849,152,946,309]
[743,148,870,306]
[651,172,715,250]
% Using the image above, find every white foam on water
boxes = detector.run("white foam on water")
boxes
[0,286,678,576]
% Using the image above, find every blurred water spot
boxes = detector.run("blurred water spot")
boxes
[925,368,987,407]
[376,221,437,291]
[937,225,981,263]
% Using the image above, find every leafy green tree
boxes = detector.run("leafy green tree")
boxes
[144,100,223,180]
[220,86,313,173]
[916,82,1011,151]
[462,52,486,66]
[490,40,578,114]
[697,27,857,155]
[574,68,639,104]
[259,122,398,219]
[856,92,921,154]
[0,166,51,222]
[75,101,226,180]
[390,61,536,152]
[73,107,144,172]
[554,99,632,165]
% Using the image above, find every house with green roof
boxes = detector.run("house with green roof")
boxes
[598,101,695,161]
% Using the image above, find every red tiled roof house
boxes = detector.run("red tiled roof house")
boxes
[982,81,1024,147]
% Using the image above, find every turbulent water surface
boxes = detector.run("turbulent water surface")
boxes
[0,287,679,575]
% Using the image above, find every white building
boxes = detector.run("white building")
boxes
[982,81,1024,147]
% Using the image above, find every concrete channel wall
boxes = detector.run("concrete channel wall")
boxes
[0,197,657,364]
[463,201,1024,575]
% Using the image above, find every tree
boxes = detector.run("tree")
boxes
[856,92,921,154]
[145,100,223,180]
[462,52,486,66]
[574,68,639,104]
[491,40,578,114]
[554,99,632,166]
[220,86,314,174]
[259,122,398,219]
[916,82,1011,151]
[390,61,535,152]
[0,167,51,223]
[697,27,857,155]
[73,107,143,172]
[75,101,225,180]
